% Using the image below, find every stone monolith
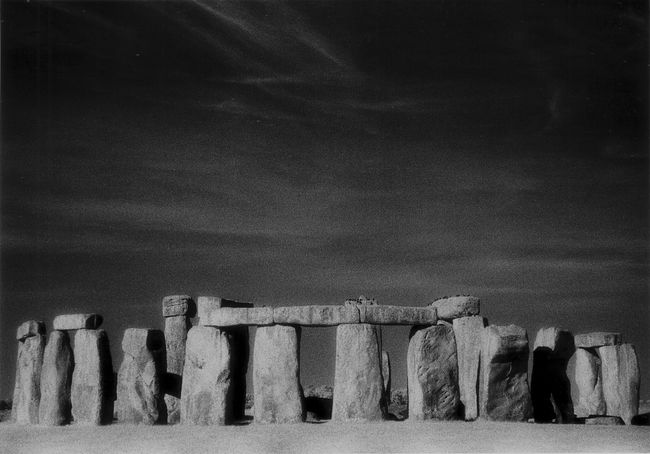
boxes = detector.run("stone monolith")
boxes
[407,324,460,420]
[163,314,191,424]
[574,348,606,417]
[598,344,639,425]
[254,325,304,423]
[12,334,46,424]
[452,315,485,420]
[71,329,114,425]
[479,325,532,421]
[39,331,74,425]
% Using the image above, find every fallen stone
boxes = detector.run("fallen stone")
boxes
[162,295,196,318]
[71,329,114,425]
[196,296,253,322]
[181,326,234,425]
[199,307,274,327]
[359,305,438,325]
[584,415,625,425]
[407,324,460,420]
[575,332,622,348]
[16,320,45,342]
[254,325,304,423]
[599,344,639,425]
[574,348,606,417]
[39,331,74,425]
[382,351,391,404]
[163,316,190,424]
[452,315,485,420]
[429,296,480,321]
[479,325,532,421]
[12,334,46,424]
[53,314,103,331]
[531,327,575,423]
[273,305,359,326]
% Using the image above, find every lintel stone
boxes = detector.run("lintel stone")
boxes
[575,332,622,349]
[359,305,437,325]
[429,296,480,320]
[199,307,274,327]
[273,305,359,326]
[162,295,196,318]
[53,314,103,331]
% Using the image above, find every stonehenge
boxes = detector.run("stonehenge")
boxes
[10,293,645,428]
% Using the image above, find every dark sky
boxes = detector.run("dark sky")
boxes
[1,1,648,401]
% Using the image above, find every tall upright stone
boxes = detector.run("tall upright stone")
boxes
[117,329,166,424]
[531,327,575,423]
[254,325,304,423]
[39,331,74,425]
[71,329,114,425]
[181,326,234,425]
[162,295,195,424]
[479,325,532,421]
[452,315,485,420]
[598,344,639,425]
[382,350,391,404]
[12,333,46,424]
[407,324,460,420]
[574,348,606,417]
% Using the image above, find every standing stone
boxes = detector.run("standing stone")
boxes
[598,344,639,425]
[12,334,46,424]
[452,315,485,420]
[574,348,606,417]
[117,329,166,424]
[163,315,191,424]
[39,331,74,425]
[71,329,114,425]
[181,326,234,425]
[16,321,46,342]
[407,324,460,420]
[332,324,386,422]
[479,325,532,421]
[382,351,391,404]
[254,325,304,423]
[531,327,575,423]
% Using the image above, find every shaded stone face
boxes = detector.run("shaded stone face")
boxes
[574,348,606,417]
[39,331,74,426]
[181,326,234,425]
[479,325,532,422]
[253,325,304,424]
[13,334,46,424]
[164,316,191,424]
[598,344,639,425]
[16,320,46,342]
[407,324,460,421]
[452,316,485,420]
[429,296,480,321]
[381,350,391,404]
[71,329,114,425]
[52,314,103,331]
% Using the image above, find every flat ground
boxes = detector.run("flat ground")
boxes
[1,420,650,454]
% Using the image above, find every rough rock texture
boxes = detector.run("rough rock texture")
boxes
[117,329,166,424]
[12,334,46,424]
[452,315,485,420]
[429,296,480,321]
[200,307,274,327]
[531,327,575,423]
[359,305,438,325]
[181,326,234,425]
[71,329,114,425]
[39,331,74,425]
[598,344,639,425]
[584,415,625,425]
[344,295,377,306]
[407,324,460,421]
[53,314,103,331]
[574,348,606,417]
[382,351,391,404]
[479,325,532,421]
[253,325,304,423]
[575,332,622,348]
[273,305,359,326]
[162,295,196,318]
[16,320,46,341]
[164,315,190,424]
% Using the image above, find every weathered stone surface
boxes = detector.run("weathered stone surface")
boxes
[53,314,103,331]
[39,331,74,425]
[344,295,377,306]
[71,329,114,425]
[452,315,485,420]
[254,325,304,423]
[273,305,359,326]
[12,335,46,424]
[574,348,606,417]
[575,332,622,348]
[16,320,45,341]
[164,316,190,424]
[479,325,532,421]
[199,307,274,327]
[584,415,625,425]
[382,351,391,404]
[407,324,460,420]
[117,329,166,424]
[531,327,575,423]
[181,326,233,425]
[332,324,386,421]
[429,296,480,321]
[599,344,639,425]
[162,295,196,318]
[359,305,438,325]
[196,296,253,322]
